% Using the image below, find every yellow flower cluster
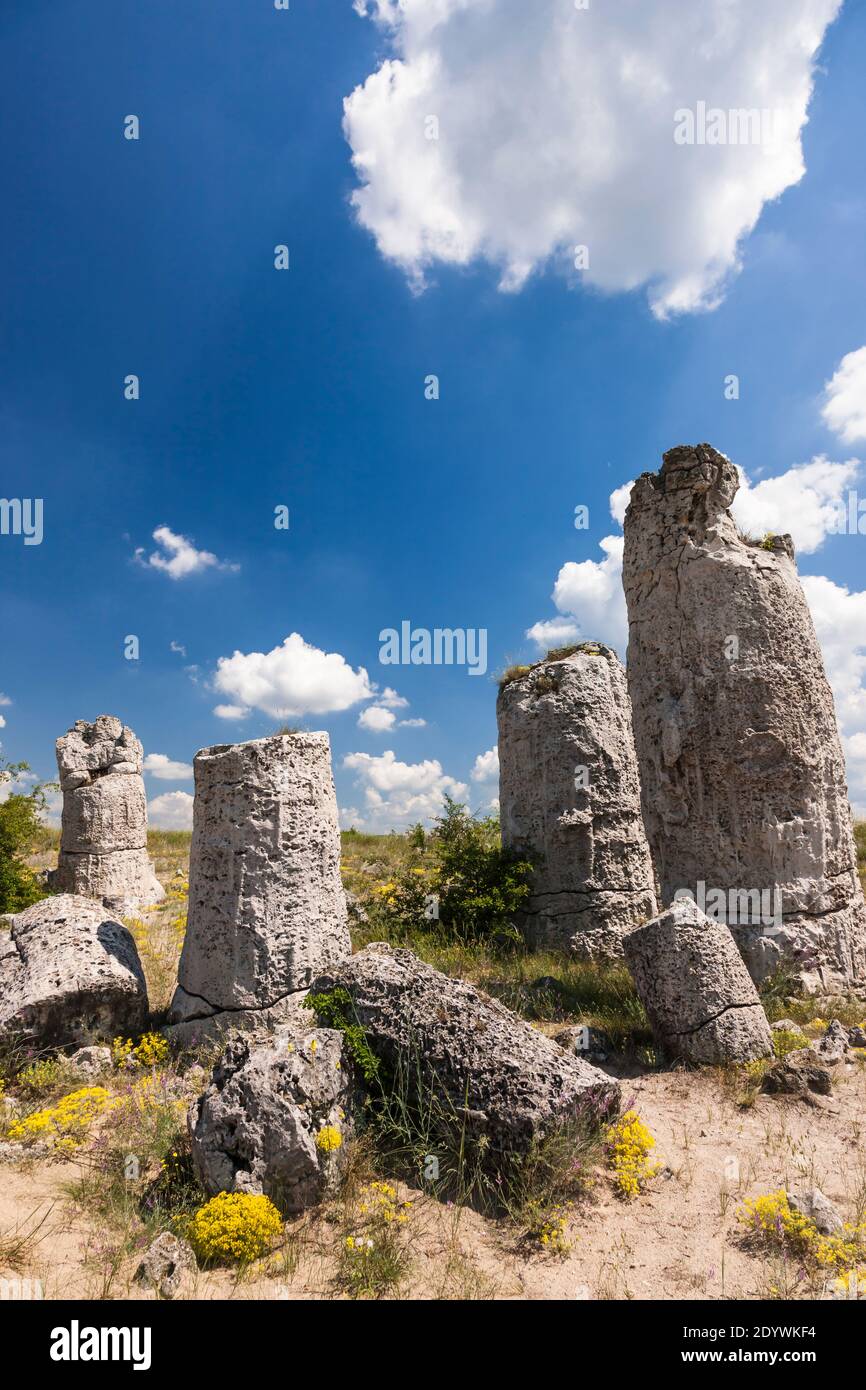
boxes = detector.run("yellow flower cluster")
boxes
[605,1110,662,1200]
[8,1086,114,1148]
[112,1031,170,1069]
[356,1181,412,1226]
[374,881,397,902]
[188,1192,283,1265]
[315,1125,343,1153]
[528,1201,572,1254]
[739,1189,866,1290]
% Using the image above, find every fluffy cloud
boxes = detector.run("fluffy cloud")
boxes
[213,633,375,719]
[801,573,866,808]
[358,705,396,732]
[731,456,861,553]
[822,346,866,444]
[135,526,238,581]
[0,693,11,706]
[341,749,467,831]
[147,790,194,830]
[143,753,194,781]
[528,535,628,656]
[0,716,5,730]
[471,746,499,783]
[345,0,840,317]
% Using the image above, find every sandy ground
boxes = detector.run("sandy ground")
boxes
[3,1062,863,1302]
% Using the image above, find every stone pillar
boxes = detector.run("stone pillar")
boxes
[169,732,350,1026]
[54,715,163,911]
[622,442,866,992]
[497,645,657,958]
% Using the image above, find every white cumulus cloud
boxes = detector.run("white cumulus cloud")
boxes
[822,346,866,444]
[731,456,861,553]
[341,749,467,832]
[358,705,396,732]
[345,0,840,317]
[471,746,499,783]
[147,790,195,831]
[213,633,375,719]
[135,525,238,581]
[143,753,194,781]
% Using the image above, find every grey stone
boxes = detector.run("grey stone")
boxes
[623,898,773,1064]
[497,646,657,958]
[169,733,350,1026]
[189,1024,352,1213]
[68,1045,112,1079]
[810,1018,850,1064]
[622,444,866,993]
[787,1187,844,1236]
[312,943,620,1166]
[53,716,163,910]
[0,894,148,1048]
[848,1025,866,1048]
[762,1048,833,1097]
[134,1232,197,1300]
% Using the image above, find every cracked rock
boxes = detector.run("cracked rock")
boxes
[623,898,773,1064]
[622,443,866,993]
[497,645,657,958]
[168,733,350,1028]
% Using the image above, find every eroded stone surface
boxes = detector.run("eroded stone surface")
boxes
[497,646,657,958]
[312,943,620,1165]
[0,894,148,1047]
[623,899,773,1065]
[622,444,866,992]
[53,715,163,910]
[169,733,350,1026]
[189,1025,352,1212]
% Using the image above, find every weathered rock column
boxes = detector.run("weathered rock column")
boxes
[169,733,350,1027]
[54,715,163,910]
[622,443,866,992]
[497,646,657,958]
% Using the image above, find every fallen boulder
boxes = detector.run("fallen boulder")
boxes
[189,1024,352,1213]
[134,1232,197,1300]
[762,1048,833,1098]
[623,899,773,1065]
[810,1019,850,1064]
[787,1187,844,1236]
[0,895,148,1047]
[311,943,620,1165]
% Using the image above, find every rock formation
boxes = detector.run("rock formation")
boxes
[189,1024,352,1212]
[623,899,773,1065]
[0,894,148,1046]
[497,646,657,957]
[169,733,350,1029]
[54,715,163,910]
[623,443,866,993]
[312,943,620,1169]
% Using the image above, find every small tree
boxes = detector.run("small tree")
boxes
[0,761,49,913]
[431,796,534,943]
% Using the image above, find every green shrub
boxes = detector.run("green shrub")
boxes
[0,761,51,913]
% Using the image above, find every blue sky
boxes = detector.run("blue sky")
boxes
[3,0,866,829]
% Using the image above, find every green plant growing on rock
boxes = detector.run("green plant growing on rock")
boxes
[0,760,51,913]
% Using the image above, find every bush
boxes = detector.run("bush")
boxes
[187,1192,282,1265]
[0,761,51,913]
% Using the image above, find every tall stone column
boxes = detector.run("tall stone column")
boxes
[622,442,866,992]
[54,715,164,911]
[169,732,350,1027]
[497,646,657,958]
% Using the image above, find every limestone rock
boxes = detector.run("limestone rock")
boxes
[762,1048,833,1097]
[787,1187,844,1236]
[810,1018,850,1064]
[169,733,350,1026]
[497,646,657,958]
[312,943,620,1166]
[622,444,866,993]
[848,1025,866,1048]
[53,716,163,911]
[68,1045,112,1079]
[189,1025,352,1212]
[0,895,148,1047]
[134,1232,197,1300]
[622,899,773,1064]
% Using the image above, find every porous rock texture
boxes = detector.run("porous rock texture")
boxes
[312,943,620,1165]
[0,894,148,1046]
[134,1232,197,1300]
[53,715,163,911]
[623,443,866,993]
[189,1025,352,1212]
[622,899,773,1065]
[169,733,350,1028]
[497,646,657,958]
